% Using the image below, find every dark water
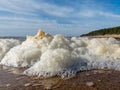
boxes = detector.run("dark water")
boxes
[0,37,26,41]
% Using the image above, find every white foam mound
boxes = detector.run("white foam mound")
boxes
[0,39,20,60]
[1,30,53,67]
[1,30,120,78]
[24,49,87,78]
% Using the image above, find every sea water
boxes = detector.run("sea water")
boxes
[0,32,120,78]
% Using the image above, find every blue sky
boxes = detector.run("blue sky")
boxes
[0,0,120,36]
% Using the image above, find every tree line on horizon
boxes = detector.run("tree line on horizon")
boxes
[81,26,120,36]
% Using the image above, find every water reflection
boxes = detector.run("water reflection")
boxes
[0,65,63,89]
[0,65,27,74]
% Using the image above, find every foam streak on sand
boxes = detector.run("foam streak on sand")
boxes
[0,30,120,78]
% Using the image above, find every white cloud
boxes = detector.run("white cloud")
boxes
[78,10,120,18]
[98,11,120,18]
[78,10,96,17]
[0,0,120,19]
[32,2,74,17]
[0,0,73,17]
[0,0,37,16]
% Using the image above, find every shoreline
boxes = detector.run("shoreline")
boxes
[0,68,120,90]
[84,34,120,39]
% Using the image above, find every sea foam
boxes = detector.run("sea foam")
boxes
[0,39,20,60]
[0,30,120,78]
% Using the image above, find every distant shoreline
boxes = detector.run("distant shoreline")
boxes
[82,34,120,39]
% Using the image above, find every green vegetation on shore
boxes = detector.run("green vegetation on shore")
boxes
[81,26,120,36]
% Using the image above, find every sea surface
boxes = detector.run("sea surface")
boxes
[0,36,25,41]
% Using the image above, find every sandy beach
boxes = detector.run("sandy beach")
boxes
[0,68,120,90]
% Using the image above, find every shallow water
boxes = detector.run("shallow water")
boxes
[1,67,120,90]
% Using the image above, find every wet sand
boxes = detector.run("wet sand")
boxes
[0,67,120,90]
